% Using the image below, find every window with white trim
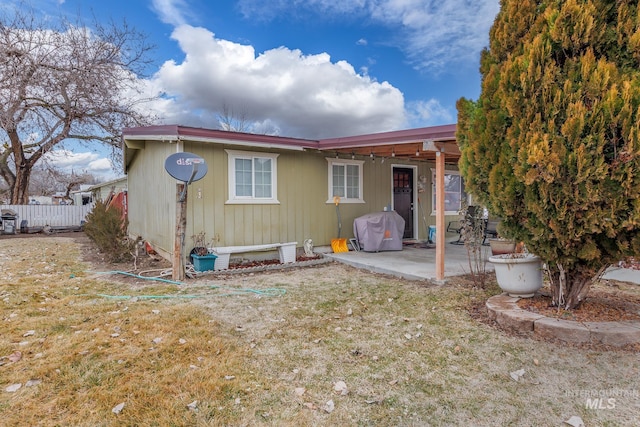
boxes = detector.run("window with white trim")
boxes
[327,158,364,203]
[226,150,279,204]
[431,169,466,215]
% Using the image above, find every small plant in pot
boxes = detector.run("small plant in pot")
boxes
[487,222,518,255]
[488,237,517,255]
[189,232,216,265]
[191,231,209,253]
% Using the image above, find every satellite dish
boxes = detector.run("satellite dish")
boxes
[164,152,208,183]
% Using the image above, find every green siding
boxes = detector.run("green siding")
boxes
[126,139,462,257]
[127,142,177,256]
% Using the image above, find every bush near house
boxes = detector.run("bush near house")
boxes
[83,199,133,262]
[457,0,640,309]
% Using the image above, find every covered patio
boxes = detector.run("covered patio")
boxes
[318,123,462,281]
[324,240,494,282]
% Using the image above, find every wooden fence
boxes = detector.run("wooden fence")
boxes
[1,204,94,229]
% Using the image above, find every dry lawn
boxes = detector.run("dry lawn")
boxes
[1,235,639,426]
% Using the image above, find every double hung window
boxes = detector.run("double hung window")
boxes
[227,150,279,204]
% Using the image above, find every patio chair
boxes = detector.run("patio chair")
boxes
[483,218,500,245]
[448,205,481,245]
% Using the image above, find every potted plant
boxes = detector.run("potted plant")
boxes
[489,251,543,298]
[485,220,518,255]
[190,232,217,272]
[488,238,517,255]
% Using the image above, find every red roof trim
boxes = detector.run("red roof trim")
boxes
[122,123,457,151]
[317,124,457,149]
[123,125,317,148]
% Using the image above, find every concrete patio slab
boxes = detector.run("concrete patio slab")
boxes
[323,241,492,282]
[323,243,640,286]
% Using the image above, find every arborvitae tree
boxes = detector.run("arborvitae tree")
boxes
[457,0,640,309]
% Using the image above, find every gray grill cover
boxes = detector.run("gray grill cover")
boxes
[353,211,405,252]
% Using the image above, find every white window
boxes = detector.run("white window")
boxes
[226,150,279,204]
[431,169,466,215]
[327,158,364,203]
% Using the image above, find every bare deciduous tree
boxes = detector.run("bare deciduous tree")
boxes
[0,7,155,204]
[217,103,250,132]
[29,161,98,204]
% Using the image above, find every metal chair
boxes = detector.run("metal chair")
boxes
[448,206,480,245]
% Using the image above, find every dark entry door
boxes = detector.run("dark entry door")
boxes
[393,168,414,239]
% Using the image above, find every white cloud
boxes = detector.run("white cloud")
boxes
[406,99,454,127]
[44,150,116,180]
[238,0,500,74]
[150,0,191,27]
[150,25,406,138]
[142,0,495,138]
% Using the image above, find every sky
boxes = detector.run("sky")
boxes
[7,0,501,180]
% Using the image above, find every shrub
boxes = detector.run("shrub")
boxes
[457,1,640,309]
[83,199,133,262]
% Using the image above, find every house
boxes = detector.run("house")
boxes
[122,124,463,279]
[86,177,128,204]
[70,185,94,206]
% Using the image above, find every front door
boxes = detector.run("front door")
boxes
[393,167,414,239]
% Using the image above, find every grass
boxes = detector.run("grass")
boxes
[1,236,639,426]
[0,239,248,426]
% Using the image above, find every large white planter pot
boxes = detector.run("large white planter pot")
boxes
[489,254,543,298]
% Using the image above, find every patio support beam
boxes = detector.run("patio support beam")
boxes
[435,150,445,280]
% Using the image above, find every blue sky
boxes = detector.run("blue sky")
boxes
[7,0,500,178]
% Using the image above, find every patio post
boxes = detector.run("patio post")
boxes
[435,150,445,280]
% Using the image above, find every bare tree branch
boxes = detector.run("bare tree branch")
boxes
[0,6,156,203]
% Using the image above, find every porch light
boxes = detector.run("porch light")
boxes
[416,149,420,157]
[391,148,395,157]
[351,152,355,160]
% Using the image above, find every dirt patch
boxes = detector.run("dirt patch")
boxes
[620,257,640,269]
[518,288,640,322]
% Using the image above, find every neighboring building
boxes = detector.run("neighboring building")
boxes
[28,196,52,205]
[86,177,128,203]
[70,185,93,206]
[122,124,463,267]
[51,192,69,205]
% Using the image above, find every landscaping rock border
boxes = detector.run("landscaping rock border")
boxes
[486,293,640,347]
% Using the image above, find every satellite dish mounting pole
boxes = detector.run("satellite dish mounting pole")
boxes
[164,153,209,281]
[179,162,199,202]
[173,182,187,281]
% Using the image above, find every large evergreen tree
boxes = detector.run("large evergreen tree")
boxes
[457,0,640,309]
